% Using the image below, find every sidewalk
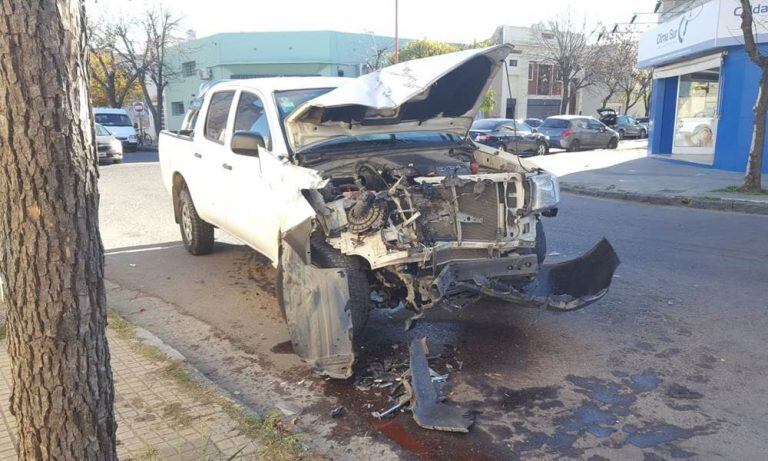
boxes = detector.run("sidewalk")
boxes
[0,311,302,460]
[530,145,768,214]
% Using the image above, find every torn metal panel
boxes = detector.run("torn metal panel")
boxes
[409,337,473,433]
[434,238,621,311]
[280,240,355,379]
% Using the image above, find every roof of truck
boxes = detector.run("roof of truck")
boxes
[204,76,351,95]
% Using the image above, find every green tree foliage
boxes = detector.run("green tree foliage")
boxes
[394,39,461,62]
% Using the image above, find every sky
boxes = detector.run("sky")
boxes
[90,0,658,43]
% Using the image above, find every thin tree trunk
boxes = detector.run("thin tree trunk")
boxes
[560,82,570,114]
[0,1,118,459]
[744,67,768,191]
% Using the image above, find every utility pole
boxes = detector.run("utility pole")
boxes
[394,0,399,63]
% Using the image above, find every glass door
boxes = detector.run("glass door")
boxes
[672,67,720,163]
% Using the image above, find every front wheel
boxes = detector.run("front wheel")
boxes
[617,129,625,140]
[536,142,548,156]
[178,188,214,255]
[607,138,619,149]
[535,220,547,264]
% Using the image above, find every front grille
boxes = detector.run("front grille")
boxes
[420,180,505,243]
[456,182,500,241]
[97,144,109,152]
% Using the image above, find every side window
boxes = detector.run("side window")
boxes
[499,125,514,132]
[204,91,235,144]
[573,119,588,129]
[516,122,532,134]
[233,92,272,150]
[588,119,604,129]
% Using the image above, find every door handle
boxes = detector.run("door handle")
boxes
[222,163,232,171]
[194,153,202,159]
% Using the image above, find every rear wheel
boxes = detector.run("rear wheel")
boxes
[568,139,581,152]
[640,128,648,139]
[178,188,214,255]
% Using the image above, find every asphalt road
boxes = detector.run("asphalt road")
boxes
[100,149,768,460]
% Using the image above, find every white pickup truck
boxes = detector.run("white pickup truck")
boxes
[159,45,619,378]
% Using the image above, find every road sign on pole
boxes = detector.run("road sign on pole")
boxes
[133,101,144,113]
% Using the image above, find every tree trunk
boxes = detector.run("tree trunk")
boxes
[560,82,570,115]
[568,83,578,115]
[744,66,768,191]
[0,1,118,459]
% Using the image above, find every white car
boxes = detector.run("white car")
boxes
[94,123,123,164]
[159,46,619,378]
[93,107,138,151]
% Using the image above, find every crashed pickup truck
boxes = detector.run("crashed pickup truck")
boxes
[159,45,619,379]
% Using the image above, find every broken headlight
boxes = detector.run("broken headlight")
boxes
[529,173,560,211]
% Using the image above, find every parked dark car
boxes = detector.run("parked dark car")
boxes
[469,118,549,155]
[524,118,543,129]
[597,108,647,139]
[537,116,619,151]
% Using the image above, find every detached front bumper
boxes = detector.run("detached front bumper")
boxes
[433,238,620,311]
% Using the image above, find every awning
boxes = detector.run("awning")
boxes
[653,52,724,79]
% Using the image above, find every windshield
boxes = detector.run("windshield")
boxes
[94,123,111,136]
[541,119,570,129]
[471,120,504,131]
[95,113,132,127]
[300,131,466,158]
[274,88,335,122]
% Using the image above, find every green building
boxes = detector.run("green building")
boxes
[164,30,402,130]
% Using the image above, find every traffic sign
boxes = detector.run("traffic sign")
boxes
[133,101,144,112]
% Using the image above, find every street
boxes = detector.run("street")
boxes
[101,150,768,460]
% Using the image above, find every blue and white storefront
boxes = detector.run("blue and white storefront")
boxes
[640,0,768,172]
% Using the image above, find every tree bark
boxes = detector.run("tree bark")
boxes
[0,1,118,459]
[745,67,768,190]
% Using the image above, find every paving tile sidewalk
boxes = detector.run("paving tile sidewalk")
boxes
[0,326,263,460]
[530,147,768,214]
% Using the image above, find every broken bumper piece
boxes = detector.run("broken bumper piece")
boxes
[433,238,620,311]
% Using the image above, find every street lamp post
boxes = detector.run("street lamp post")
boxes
[394,0,399,63]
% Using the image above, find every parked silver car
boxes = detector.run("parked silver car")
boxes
[537,116,619,151]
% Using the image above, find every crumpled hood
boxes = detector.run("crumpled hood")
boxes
[286,44,513,153]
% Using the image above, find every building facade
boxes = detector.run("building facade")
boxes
[163,31,401,130]
[486,26,605,120]
[640,0,768,172]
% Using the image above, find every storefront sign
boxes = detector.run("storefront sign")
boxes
[639,0,768,68]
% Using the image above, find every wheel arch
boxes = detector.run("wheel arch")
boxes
[172,172,186,224]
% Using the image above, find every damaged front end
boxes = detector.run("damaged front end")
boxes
[276,44,620,380]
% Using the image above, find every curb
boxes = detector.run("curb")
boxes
[122,322,265,423]
[561,184,768,215]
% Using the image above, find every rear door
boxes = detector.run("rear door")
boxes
[194,90,237,225]
[513,121,538,153]
[587,118,611,148]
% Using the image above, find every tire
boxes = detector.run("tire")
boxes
[178,187,214,255]
[640,128,647,139]
[535,220,547,265]
[618,129,625,140]
[607,138,619,149]
[536,142,548,156]
[277,237,371,335]
[568,139,581,152]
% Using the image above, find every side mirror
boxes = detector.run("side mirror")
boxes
[231,131,264,157]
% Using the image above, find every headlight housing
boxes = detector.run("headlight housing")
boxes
[110,138,123,154]
[529,173,560,211]
[128,134,137,142]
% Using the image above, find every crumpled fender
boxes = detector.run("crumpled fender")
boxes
[279,221,355,379]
